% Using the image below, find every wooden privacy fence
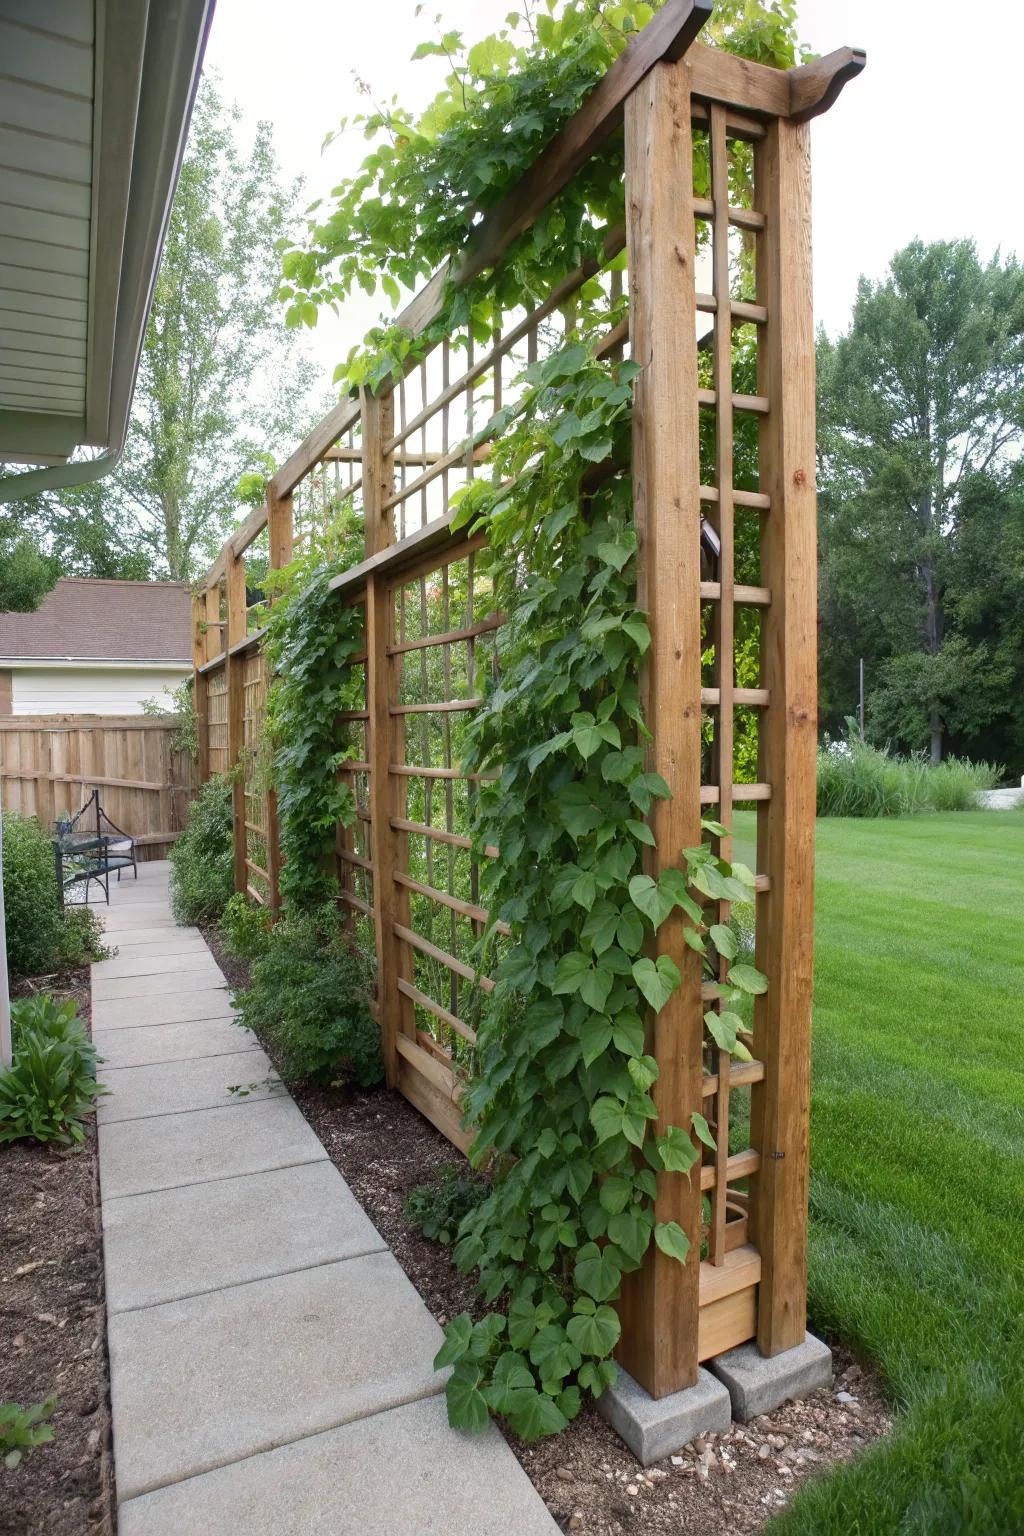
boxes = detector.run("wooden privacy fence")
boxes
[193,5,861,1402]
[0,715,195,858]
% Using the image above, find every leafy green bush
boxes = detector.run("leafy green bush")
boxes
[169,774,235,924]
[219,892,272,961]
[817,732,1001,817]
[233,905,381,1085]
[0,1397,56,1470]
[1,813,107,976]
[0,996,105,1145]
[2,812,63,976]
[405,1162,489,1246]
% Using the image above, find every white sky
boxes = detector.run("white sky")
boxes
[203,0,1024,392]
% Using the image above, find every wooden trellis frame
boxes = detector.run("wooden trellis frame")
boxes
[192,0,861,1401]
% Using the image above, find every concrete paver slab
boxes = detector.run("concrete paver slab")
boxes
[91,989,234,1030]
[92,964,225,1001]
[117,1393,558,1536]
[108,1252,446,1499]
[94,1018,254,1069]
[103,936,210,960]
[103,1160,387,1313]
[99,1096,326,1198]
[97,1050,280,1123]
[92,952,226,984]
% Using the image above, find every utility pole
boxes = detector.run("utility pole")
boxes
[858,657,865,741]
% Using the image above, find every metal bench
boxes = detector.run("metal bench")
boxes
[53,790,138,907]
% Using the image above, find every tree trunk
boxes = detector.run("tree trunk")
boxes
[929,706,943,764]
[164,493,184,580]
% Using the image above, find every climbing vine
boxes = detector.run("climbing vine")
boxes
[275,0,804,1440]
[261,512,366,909]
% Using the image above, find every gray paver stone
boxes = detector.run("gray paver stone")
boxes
[92,961,224,1000]
[102,1160,386,1312]
[597,1365,732,1465]
[117,1393,558,1535]
[91,989,235,1030]
[707,1332,833,1421]
[94,1017,254,1069]
[99,1096,326,1198]
[107,1252,446,1499]
[97,1049,280,1123]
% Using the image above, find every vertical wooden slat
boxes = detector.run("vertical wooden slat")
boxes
[267,485,294,571]
[192,594,210,785]
[364,388,401,1085]
[708,102,734,1267]
[749,114,817,1356]
[616,57,704,1400]
[226,553,247,894]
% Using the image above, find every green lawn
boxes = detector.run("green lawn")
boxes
[733,811,1024,1534]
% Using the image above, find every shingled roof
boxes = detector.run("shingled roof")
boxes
[0,579,191,663]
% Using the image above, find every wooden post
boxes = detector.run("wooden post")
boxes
[226,554,247,894]
[749,114,817,1356]
[616,57,705,1400]
[363,387,403,1087]
[191,593,210,785]
[263,485,293,906]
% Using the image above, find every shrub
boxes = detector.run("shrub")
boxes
[817,732,1001,817]
[405,1162,489,1246]
[2,813,63,976]
[169,775,235,924]
[54,904,109,969]
[0,1397,56,1470]
[233,905,381,1086]
[0,996,105,1146]
[219,892,272,961]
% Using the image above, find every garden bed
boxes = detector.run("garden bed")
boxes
[206,925,890,1535]
[1,971,114,1536]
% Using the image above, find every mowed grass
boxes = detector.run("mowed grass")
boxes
[732,811,1024,1534]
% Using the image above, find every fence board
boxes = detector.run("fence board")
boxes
[0,716,194,857]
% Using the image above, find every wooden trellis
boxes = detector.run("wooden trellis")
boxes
[193,1,861,1401]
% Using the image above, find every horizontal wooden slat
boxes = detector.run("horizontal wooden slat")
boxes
[397,977,476,1044]
[700,1148,760,1191]
[700,782,771,803]
[387,616,502,657]
[391,816,498,859]
[394,921,493,993]
[390,698,482,716]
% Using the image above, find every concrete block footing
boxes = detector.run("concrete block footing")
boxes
[707,1331,833,1421]
[597,1366,732,1466]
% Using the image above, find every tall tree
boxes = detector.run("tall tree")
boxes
[818,240,1024,762]
[18,80,321,582]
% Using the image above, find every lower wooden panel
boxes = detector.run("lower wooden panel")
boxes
[396,1056,474,1156]
[697,1243,761,1361]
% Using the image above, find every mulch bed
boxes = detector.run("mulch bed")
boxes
[206,925,892,1535]
[0,971,114,1536]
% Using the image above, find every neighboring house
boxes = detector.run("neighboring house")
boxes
[0,578,191,715]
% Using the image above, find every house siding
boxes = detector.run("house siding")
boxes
[10,665,190,716]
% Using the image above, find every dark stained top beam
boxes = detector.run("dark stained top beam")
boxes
[788,46,866,123]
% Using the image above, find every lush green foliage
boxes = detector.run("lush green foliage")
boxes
[141,677,199,759]
[218,892,272,961]
[405,1162,490,1246]
[741,810,1024,1534]
[168,775,235,925]
[2,813,63,977]
[233,905,381,1086]
[0,516,54,612]
[283,0,804,391]
[818,239,1024,771]
[52,905,109,970]
[817,729,1001,818]
[0,1397,56,1471]
[0,995,105,1146]
[262,554,365,909]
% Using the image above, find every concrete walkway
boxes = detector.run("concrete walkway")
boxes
[91,861,556,1535]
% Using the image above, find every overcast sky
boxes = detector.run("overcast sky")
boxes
[203,0,1023,388]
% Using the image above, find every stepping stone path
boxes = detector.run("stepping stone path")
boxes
[93,862,556,1534]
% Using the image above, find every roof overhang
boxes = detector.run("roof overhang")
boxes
[0,0,214,498]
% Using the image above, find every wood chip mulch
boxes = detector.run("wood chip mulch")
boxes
[0,971,114,1536]
[207,926,893,1535]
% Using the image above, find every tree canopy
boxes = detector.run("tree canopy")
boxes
[817,239,1024,767]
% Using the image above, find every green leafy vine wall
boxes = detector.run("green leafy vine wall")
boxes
[269,0,805,1439]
